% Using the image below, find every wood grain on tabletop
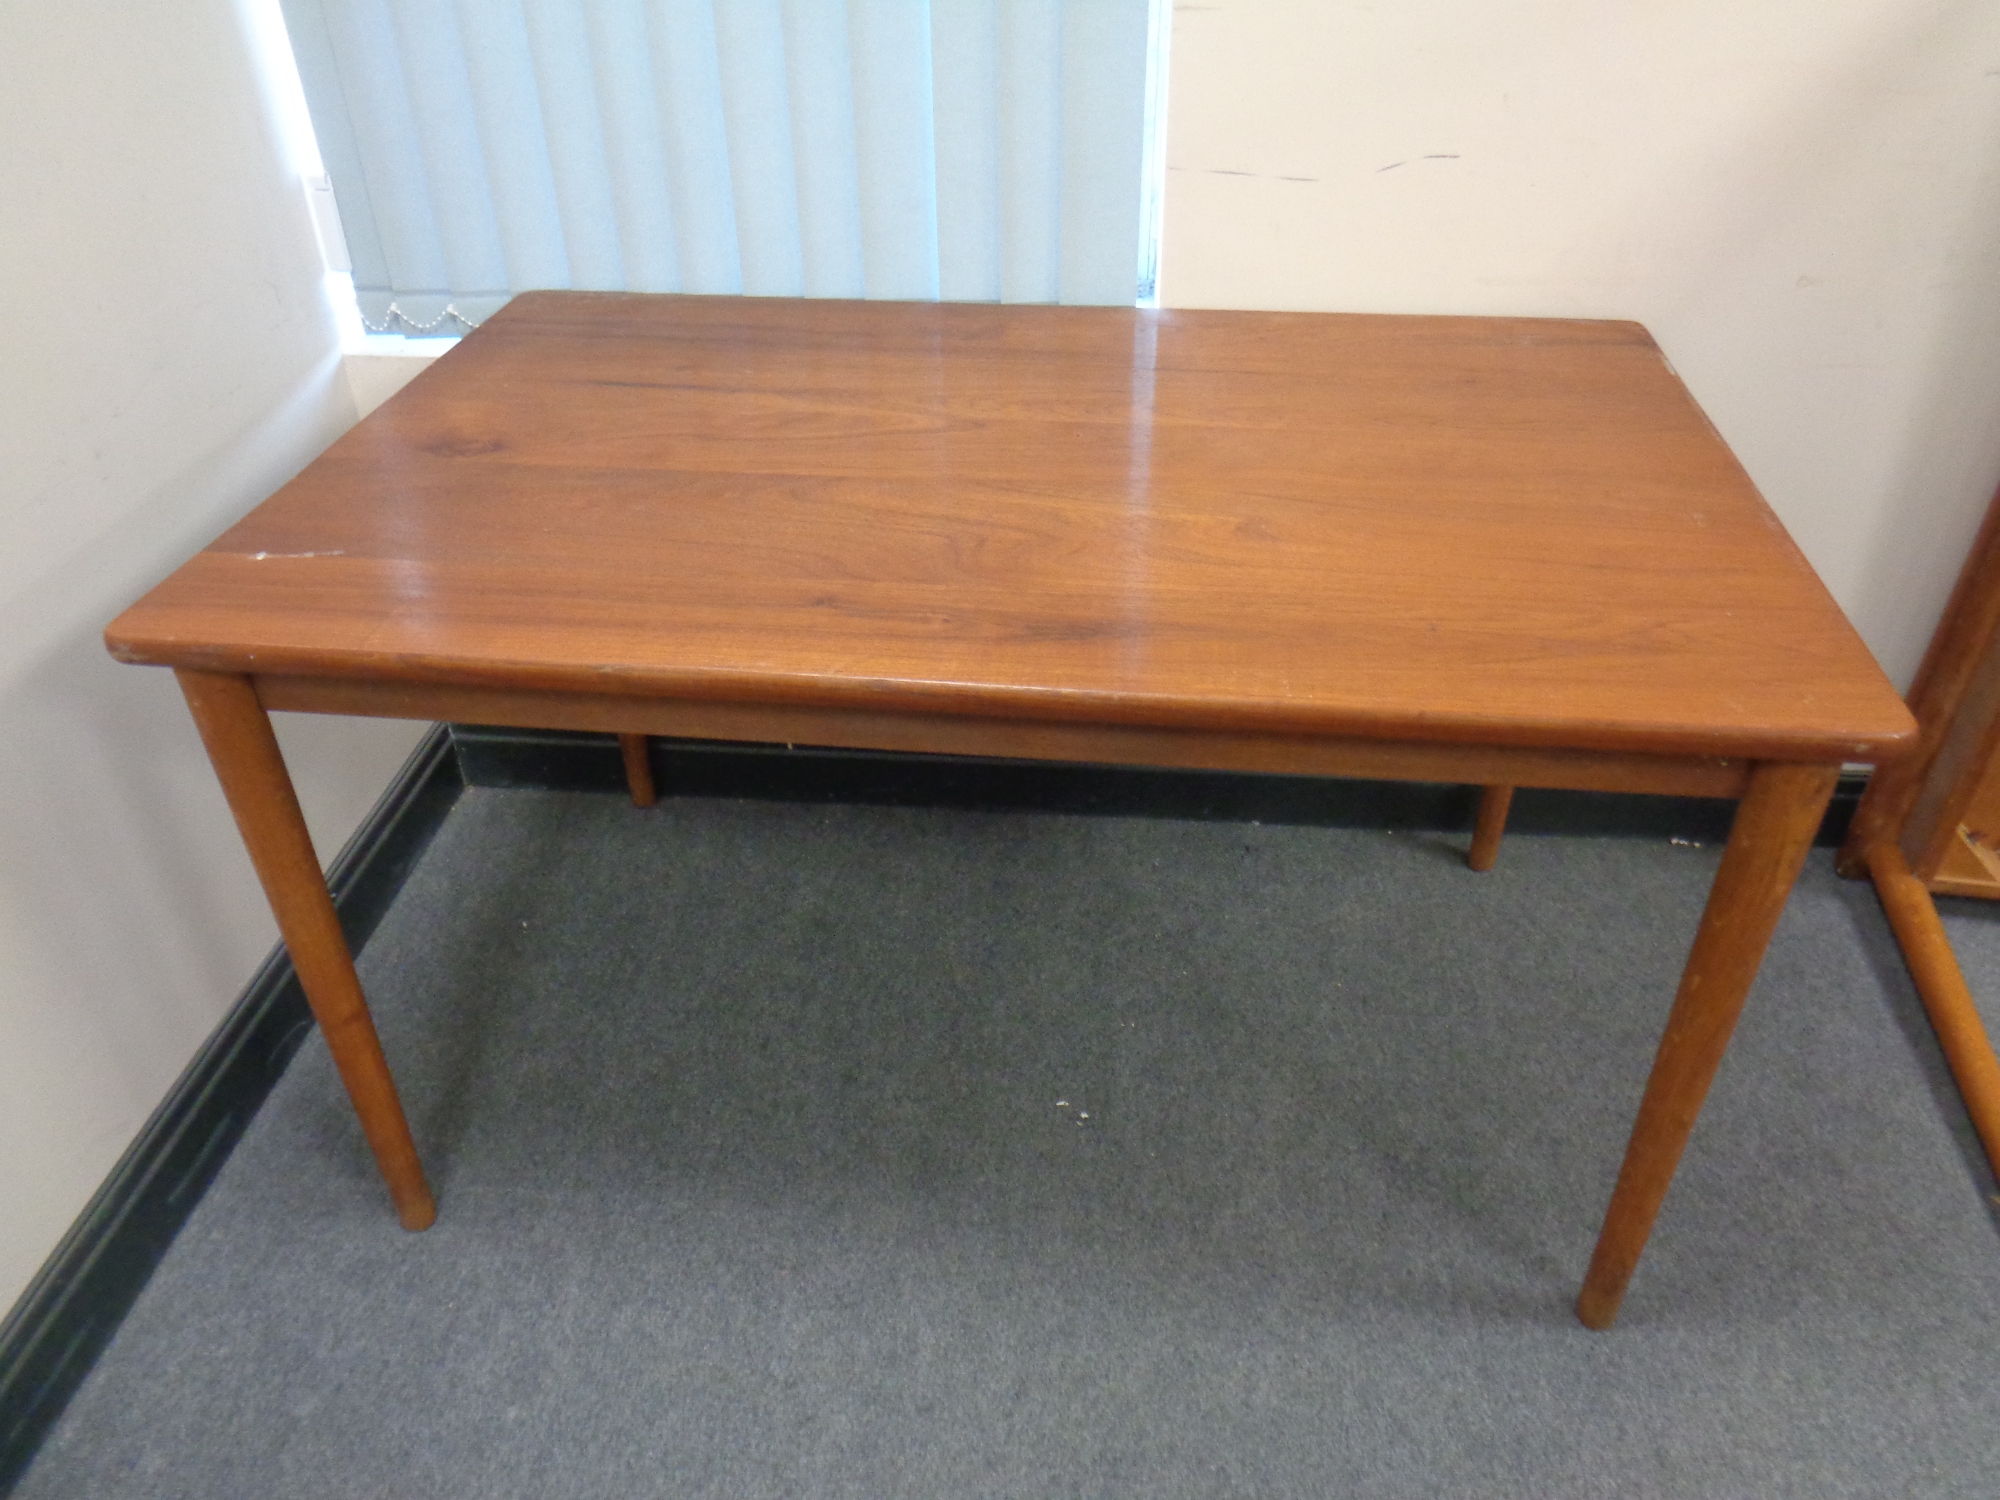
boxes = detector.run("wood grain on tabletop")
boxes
[105,292,1914,763]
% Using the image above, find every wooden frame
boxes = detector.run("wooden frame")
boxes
[1840,484,2000,1175]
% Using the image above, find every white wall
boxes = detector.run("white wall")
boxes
[345,350,444,418]
[0,2,425,1309]
[1162,0,2000,689]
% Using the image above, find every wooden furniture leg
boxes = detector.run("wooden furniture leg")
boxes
[176,670,436,1230]
[1865,842,2000,1172]
[1468,785,1513,871]
[619,733,657,807]
[1575,760,1837,1330]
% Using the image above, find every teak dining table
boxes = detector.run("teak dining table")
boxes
[107,292,1916,1330]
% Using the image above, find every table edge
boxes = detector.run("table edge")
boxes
[105,629,1914,768]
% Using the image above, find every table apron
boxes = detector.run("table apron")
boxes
[253,674,1752,799]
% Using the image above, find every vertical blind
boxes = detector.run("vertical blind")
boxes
[279,0,1159,335]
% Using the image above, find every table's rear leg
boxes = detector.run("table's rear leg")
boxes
[176,669,436,1230]
[619,733,658,808]
[1575,760,1836,1330]
[1468,784,1514,871]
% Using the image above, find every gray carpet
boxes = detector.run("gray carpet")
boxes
[18,789,2000,1497]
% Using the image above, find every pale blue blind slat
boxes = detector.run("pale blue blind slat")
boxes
[850,0,939,302]
[279,0,1153,333]
[1059,0,1149,306]
[385,0,510,302]
[647,0,742,295]
[455,3,572,289]
[583,0,680,293]
[326,0,459,312]
[520,0,627,290]
[782,0,867,298]
[712,0,805,296]
[996,0,1062,305]
[930,0,1001,303]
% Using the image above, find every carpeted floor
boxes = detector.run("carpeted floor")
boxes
[17,789,2000,1497]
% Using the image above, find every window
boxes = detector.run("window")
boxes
[277,0,1170,336]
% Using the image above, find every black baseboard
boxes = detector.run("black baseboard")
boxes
[0,727,461,1496]
[453,726,1865,848]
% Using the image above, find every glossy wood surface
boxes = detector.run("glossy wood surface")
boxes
[108,293,1912,766]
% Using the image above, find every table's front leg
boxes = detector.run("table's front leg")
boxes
[176,669,436,1230]
[1575,760,1837,1330]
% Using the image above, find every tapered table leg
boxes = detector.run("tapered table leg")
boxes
[1468,785,1513,871]
[1575,760,1837,1330]
[176,670,436,1230]
[618,732,657,807]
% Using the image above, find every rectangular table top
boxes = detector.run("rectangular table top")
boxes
[107,292,1913,765]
